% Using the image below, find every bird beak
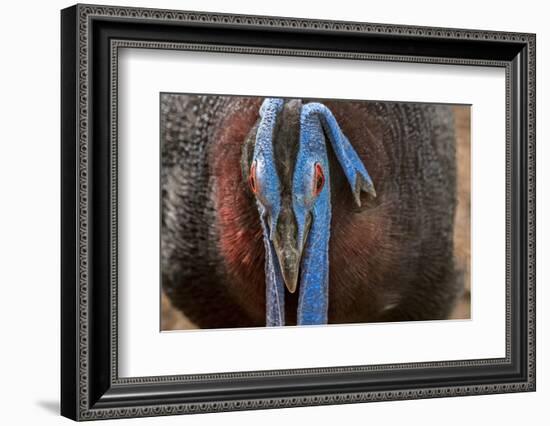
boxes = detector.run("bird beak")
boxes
[271,208,310,294]
[278,249,300,294]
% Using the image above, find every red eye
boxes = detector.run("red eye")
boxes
[248,162,258,193]
[313,163,325,196]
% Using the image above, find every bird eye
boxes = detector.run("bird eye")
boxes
[313,163,325,196]
[248,162,258,193]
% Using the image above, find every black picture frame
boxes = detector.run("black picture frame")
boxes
[61,3,536,421]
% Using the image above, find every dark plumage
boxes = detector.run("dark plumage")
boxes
[161,94,461,328]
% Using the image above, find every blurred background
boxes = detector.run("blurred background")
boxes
[450,106,471,320]
[161,104,471,330]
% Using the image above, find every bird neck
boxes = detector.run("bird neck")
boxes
[263,189,332,327]
[263,215,286,326]
[297,190,331,325]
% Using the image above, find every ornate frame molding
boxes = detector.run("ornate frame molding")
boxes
[61,4,535,420]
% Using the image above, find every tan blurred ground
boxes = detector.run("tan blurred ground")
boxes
[161,106,471,330]
[161,291,197,330]
[449,106,471,320]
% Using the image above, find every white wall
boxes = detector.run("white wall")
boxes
[0,0,546,424]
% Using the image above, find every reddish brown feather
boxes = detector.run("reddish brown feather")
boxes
[210,98,267,321]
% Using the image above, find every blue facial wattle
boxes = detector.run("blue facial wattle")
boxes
[252,98,375,326]
[252,98,285,326]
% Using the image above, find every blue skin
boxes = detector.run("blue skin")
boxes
[252,98,376,326]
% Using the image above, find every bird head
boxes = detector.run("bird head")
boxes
[242,98,376,326]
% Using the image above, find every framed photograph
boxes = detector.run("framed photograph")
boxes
[61,3,536,421]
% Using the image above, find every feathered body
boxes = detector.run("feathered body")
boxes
[161,94,460,328]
